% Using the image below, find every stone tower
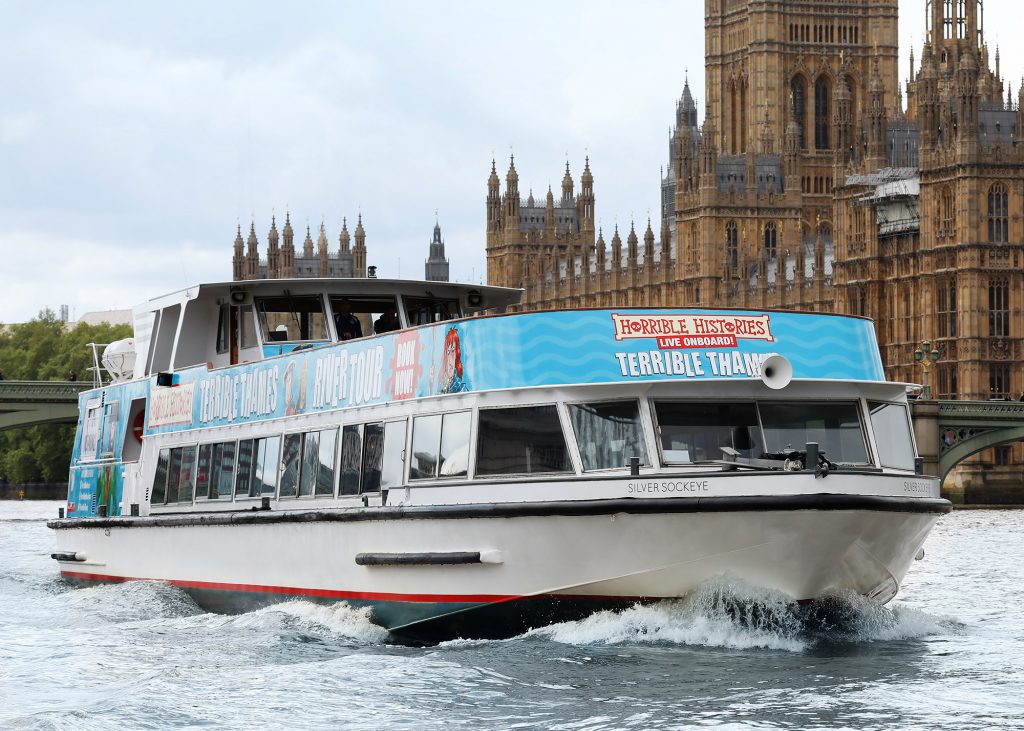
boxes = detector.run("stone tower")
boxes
[425,220,450,282]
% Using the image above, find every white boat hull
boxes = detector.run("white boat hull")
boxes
[52,493,947,642]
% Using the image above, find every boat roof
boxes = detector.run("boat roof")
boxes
[133,278,522,315]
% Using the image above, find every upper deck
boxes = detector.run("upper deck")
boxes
[130,277,521,381]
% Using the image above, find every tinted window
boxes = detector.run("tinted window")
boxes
[381,421,407,488]
[339,424,362,495]
[654,402,761,463]
[361,423,384,492]
[869,402,916,470]
[315,429,338,496]
[477,406,570,476]
[280,433,302,498]
[439,411,471,478]
[403,296,461,326]
[410,411,470,480]
[759,402,868,463]
[151,448,169,504]
[569,401,648,471]
[410,414,442,479]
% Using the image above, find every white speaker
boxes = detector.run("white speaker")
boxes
[760,354,793,390]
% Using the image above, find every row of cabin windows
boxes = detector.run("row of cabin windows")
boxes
[150,399,916,505]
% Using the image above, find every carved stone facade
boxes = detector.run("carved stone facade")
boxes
[232,213,367,281]
[485,0,1024,487]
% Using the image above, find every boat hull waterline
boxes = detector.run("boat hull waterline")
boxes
[53,496,949,642]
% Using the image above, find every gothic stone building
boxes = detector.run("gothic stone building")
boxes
[232,213,368,281]
[486,0,1024,488]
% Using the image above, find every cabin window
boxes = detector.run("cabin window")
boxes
[338,420,406,493]
[476,405,571,476]
[150,445,197,504]
[255,295,328,343]
[653,401,762,463]
[328,296,400,340]
[216,304,229,354]
[280,429,338,497]
[867,402,916,470]
[410,411,471,480]
[568,400,648,471]
[234,436,281,498]
[339,424,363,495]
[759,402,868,464]
[403,296,461,327]
[196,441,236,499]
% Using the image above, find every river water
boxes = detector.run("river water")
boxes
[2,501,1021,730]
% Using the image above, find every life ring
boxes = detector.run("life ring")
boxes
[132,409,146,443]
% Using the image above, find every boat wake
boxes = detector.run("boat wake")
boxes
[525,576,950,652]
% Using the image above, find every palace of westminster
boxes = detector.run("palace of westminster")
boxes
[236,1,1024,486]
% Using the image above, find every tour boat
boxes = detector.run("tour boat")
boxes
[49,277,950,642]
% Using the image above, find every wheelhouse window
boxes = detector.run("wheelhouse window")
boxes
[410,411,471,480]
[476,405,571,476]
[255,295,328,343]
[403,296,461,327]
[234,436,281,498]
[150,445,197,505]
[654,401,762,463]
[328,295,400,341]
[569,400,648,471]
[280,429,338,498]
[868,402,916,470]
[195,441,237,499]
[759,402,868,464]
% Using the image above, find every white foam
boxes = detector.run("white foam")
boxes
[523,577,951,652]
[227,600,389,643]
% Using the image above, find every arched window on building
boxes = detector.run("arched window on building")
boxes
[989,278,1010,337]
[726,221,738,269]
[940,186,955,236]
[814,76,831,150]
[764,222,778,259]
[791,76,807,149]
[988,183,1008,243]
[938,279,957,338]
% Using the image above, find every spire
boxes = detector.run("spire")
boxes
[626,221,639,262]
[302,225,313,256]
[506,154,518,191]
[233,224,243,254]
[561,160,574,203]
[581,155,593,184]
[317,223,328,255]
[339,217,350,251]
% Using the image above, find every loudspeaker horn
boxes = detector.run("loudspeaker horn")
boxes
[760,354,793,390]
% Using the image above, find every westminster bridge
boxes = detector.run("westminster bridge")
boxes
[0,380,1021,497]
[0,381,89,432]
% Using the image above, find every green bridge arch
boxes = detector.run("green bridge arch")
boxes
[0,381,90,432]
[911,399,1024,483]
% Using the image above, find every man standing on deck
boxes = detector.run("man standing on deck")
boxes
[334,299,362,341]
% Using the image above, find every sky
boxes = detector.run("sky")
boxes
[2,1,1022,323]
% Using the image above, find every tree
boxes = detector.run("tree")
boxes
[0,312,132,484]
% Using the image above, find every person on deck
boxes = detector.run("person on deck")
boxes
[333,299,362,341]
[374,307,400,334]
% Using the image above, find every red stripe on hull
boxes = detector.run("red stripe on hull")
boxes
[59,570,640,604]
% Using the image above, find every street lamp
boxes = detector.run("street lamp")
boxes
[914,339,941,399]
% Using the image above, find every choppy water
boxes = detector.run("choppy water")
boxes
[2,502,1022,730]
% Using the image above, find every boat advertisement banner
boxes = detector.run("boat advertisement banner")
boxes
[136,309,881,436]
